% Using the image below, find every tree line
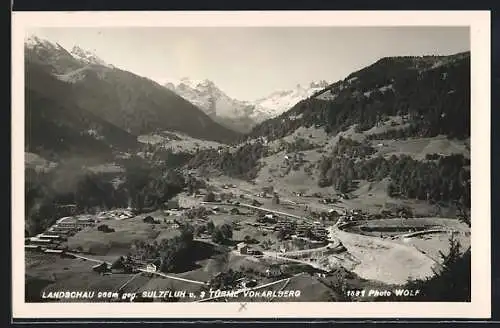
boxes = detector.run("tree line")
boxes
[318,138,470,208]
[186,142,269,180]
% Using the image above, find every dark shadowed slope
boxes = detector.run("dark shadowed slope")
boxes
[25,61,139,161]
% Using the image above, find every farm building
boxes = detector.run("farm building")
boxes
[165,198,180,210]
[58,222,78,228]
[56,204,77,216]
[237,242,249,255]
[146,263,157,272]
[76,217,96,227]
[56,216,73,224]
[265,264,282,278]
[28,237,53,245]
[37,234,63,240]
[44,249,64,254]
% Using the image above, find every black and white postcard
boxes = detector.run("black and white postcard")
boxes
[11,10,491,319]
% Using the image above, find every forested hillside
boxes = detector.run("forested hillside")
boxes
[248,52,470,142]
[25,61,139,161]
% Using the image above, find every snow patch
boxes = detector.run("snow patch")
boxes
[315,89,337,101]
[70,45,112,67]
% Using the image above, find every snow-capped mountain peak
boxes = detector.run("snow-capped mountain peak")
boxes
[25,34,65,51]
[25,34,113,70]
[158,77,330,132]
[70,45,110,67]
[161,77,250,119]
[252,80,329,117]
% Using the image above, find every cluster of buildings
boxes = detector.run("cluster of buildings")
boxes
[97,209,134,220]
[294,223,329,242]
[236,242,263,256]
[250,214,330,243]
[25,215,99,254]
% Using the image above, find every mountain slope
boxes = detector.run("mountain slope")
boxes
[24,36,240,146]
[162,78,259,133]
[248,52,470,142]
[25,60,139,161]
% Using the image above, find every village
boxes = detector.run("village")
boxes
[25,181,471,302]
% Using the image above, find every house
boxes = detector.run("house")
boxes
[56,204,78,216]
[252,200,263,206]
[37,234,62,240]
[265,264,282,278]
[237,242,249,255]
[44,249,64,254]
[236,277,257,289]
[28,237,52,245]
[58,222,77,228]
[146,263,157,272]
[76,218,96,227]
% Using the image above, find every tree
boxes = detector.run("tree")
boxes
[212,223,233,244]
[277,228,289,241]
[439,233,462,269]
[203,192,216,202]
[97,224,115,233]
[272,193,280,205]
[111,256,126,270]
[206,221,215,234]
[194,225,206,237]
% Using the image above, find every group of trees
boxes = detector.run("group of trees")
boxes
[120,156,186,212]
[365,123,428,140]
[186,142,269,180]
[186,175,207,195]
[97,224,115,233]
[318,138,470,208]
[207,269,245,290]
[25,156,186,236]
[248,54,470,142]
[277,137,318,153]
[130,224,194,273]
[188,218,233,245]
[211,223,233,244]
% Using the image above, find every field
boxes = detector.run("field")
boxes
[331,217,470,284]
[25,253,138,302]
[66,212,181,255]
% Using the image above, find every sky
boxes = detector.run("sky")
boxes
[28,26,470,101]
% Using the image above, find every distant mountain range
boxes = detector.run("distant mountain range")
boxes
[24,35,239,161]
[160,77,329,133]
